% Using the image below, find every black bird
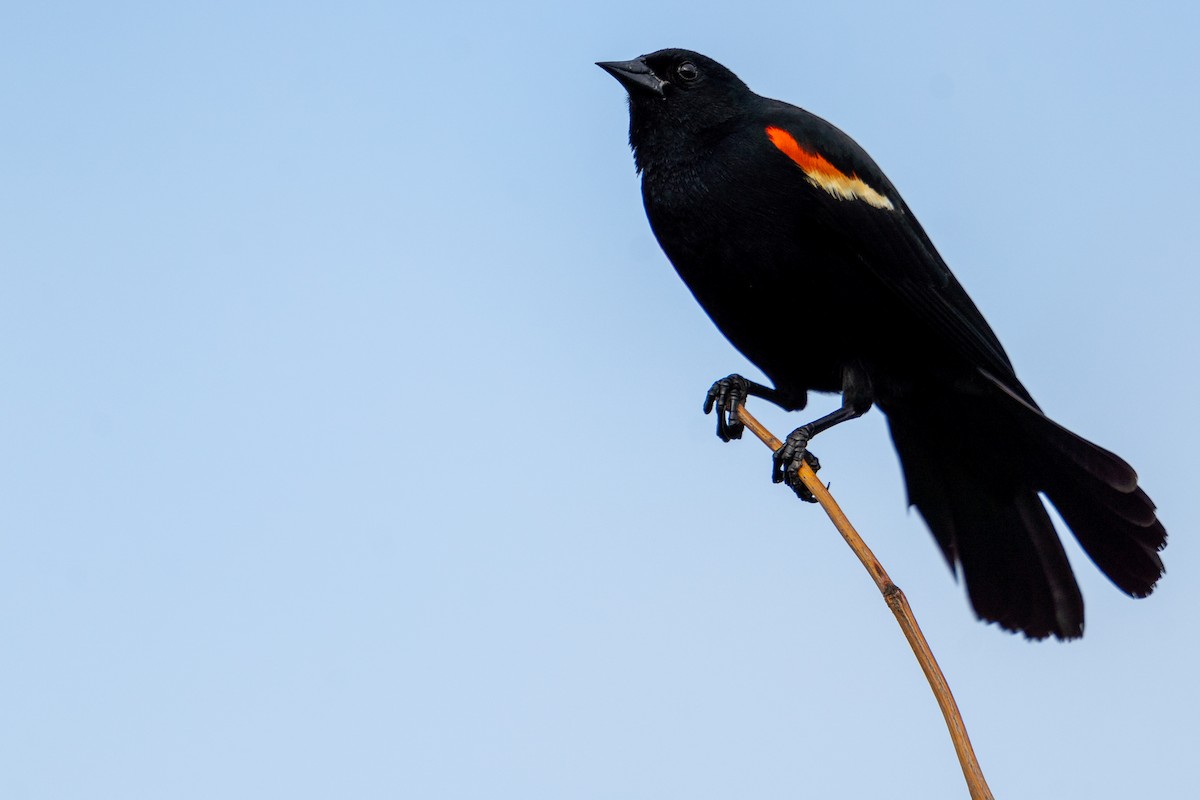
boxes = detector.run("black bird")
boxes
[599,49,1165,639]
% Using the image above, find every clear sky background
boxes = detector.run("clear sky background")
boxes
[2,2,1197,798]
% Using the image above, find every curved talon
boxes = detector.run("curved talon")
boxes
[704,374,749,442]
[773,426,820,503]
[772,425,812,484]
[790,452,822,503]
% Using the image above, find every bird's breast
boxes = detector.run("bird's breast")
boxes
[640,163,872,393]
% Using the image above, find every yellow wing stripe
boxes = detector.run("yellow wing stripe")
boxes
[765,126,895,211]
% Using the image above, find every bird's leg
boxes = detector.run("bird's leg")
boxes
[773,365,874,501]
[704,374,790,442]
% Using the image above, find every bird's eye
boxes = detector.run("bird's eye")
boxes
[676,61,699,82]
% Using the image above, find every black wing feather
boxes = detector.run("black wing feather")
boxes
[764,102,1030,401]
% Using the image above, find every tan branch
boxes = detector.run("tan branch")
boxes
[733,402,993,800]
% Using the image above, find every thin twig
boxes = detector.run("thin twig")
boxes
[733,402,994,800]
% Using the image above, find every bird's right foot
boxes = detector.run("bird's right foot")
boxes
[773,426,823,502]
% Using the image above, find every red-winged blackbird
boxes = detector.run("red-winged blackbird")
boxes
[599,49,1165,640]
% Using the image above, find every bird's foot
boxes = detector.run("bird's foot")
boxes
[703,374,752,442]
[772,425,822,503]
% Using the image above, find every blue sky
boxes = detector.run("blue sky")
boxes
[2,2,1197,797]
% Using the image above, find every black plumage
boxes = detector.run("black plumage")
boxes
[600,49,1165,639]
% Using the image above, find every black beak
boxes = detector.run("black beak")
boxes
[596,59,666,97]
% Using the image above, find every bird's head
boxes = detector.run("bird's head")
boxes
[597,49,753,171]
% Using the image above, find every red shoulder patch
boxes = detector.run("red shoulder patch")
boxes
[765,126,894,211]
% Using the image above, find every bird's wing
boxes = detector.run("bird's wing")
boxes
[761,103,1032,402]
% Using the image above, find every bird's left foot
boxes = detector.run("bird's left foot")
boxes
[773,425,822,502]
[703,374,753,442]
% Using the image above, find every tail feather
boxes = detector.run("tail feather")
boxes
[949,480,1083,639]
[1083,482,1159,528]
[886,375,1165,640]
[981,371,1139,492]
[1042,472,1166,597]
[887,397,1084,639]
[1010,381,1168,597]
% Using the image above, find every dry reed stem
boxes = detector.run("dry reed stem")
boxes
[733,402,993,800]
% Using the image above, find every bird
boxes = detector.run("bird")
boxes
[598,49,1166,640]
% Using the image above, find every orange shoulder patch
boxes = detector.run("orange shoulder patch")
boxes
[765,126,894,211]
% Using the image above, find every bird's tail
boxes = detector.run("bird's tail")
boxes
[885,372,1166,640]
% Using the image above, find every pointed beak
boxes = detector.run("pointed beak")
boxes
[596,58,666,97]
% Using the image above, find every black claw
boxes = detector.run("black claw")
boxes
[772,426,819,502]
[771,425,811,484]
[702,375,822,502]
[791,451,822,502]
[790,483,820,503]
[704,374,749,442]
